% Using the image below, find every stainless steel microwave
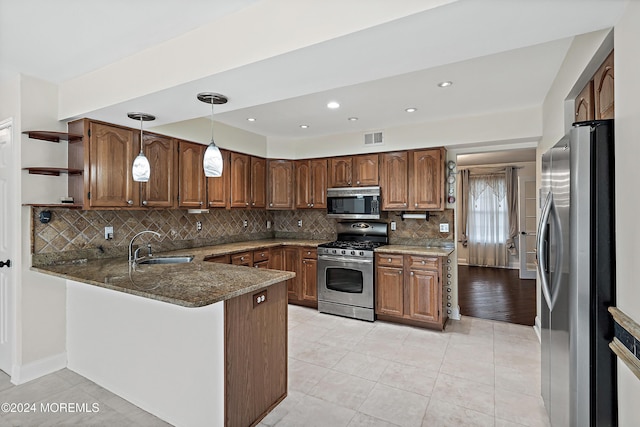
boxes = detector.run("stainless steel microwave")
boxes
[326,186,381,219]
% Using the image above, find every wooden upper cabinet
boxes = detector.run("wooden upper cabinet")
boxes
[206,149,230,209]
[575,81,595,122]
[353,154,379,186]
[250,157,267,208]
[141,133,176,208]
[409,148,444,211]
[267,160,294,210]
[295,158,327,209]
[380,151,408,210]
[178,141,206,208]
[329,154,378,188]
[88,121,138,208]
[328,157,352,187]
[594,50,614,120]
[230,152,251,208]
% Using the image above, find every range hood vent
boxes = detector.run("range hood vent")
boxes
[364,131,383,146]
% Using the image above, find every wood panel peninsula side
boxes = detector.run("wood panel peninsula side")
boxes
[35,250,295,427]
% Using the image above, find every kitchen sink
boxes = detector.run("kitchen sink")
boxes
[137,255,194,265]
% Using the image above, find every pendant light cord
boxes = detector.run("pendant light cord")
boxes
[139,118,144,155]
[210,102,216,147]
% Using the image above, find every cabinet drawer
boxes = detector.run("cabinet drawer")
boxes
[376,253,403,267]
[204,254,230,264]
[407,255,439,270]
[253,249,270,262]
[231,251,253,265]
[301,247,317,259]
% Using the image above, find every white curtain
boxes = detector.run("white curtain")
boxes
[468,173,508,267]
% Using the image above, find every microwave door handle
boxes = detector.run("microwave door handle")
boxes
[537,192,554,310]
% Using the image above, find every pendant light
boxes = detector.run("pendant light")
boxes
[128,112,156,182]
[197,92,228,177]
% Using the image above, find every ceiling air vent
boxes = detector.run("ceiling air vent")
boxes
[364,131,383,146]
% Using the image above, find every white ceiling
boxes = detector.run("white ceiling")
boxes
[0,0,627,143]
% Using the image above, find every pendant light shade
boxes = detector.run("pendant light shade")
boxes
[197,92,228,178]
[128,112,156,182]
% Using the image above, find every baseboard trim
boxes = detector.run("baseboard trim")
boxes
[533,316,541,343]
[11,352,67,385]
[449,305,461,320]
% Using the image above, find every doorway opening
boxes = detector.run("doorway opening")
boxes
[456,148,536,326]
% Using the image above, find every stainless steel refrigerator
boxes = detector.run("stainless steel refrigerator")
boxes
[537,119,616,427]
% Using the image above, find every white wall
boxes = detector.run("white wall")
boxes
[613,2,640,424]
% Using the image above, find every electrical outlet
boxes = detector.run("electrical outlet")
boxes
[243,220,248,228]
[439,223,449,233]
[297,220,302,227]
[266,220,272,229]
[104,226,114,240]
[196,221,202,231]
[390,221,397,231]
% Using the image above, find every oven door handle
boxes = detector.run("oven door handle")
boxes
[318,256,373,264]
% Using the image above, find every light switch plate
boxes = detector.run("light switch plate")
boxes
[439,223,449,233]
[266,220,272,229]
[104,226,114,240]
[390,221,397,231]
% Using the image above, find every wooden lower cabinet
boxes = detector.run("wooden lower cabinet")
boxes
[300,248,318,304]
[224,281,288,427]
[203,254,230,264]
[375,253,447,330]
[270,246,318,307]
[231,251,253,267]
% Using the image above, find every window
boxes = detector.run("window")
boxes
[468,174,508,245]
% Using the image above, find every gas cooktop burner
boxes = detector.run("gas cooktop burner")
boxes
[319,240,383,250]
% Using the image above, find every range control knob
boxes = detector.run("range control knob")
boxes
[359,251,364,256]
[341,250,346,255]
[331,249,337,254]
[350,250,355,256]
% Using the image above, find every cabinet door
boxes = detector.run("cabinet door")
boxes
[284,247,300,301]
[380,151,408,210]
[268,160,294,210]
[231,251,253,267]
[140,133,176,208]
[269,247,284,270]
[204,254,230,263]
[310,158,328,209]
[251,156,267,208]
[409,148,443,210]
[376,266,404,317]
[89,122,137,207]
[594,51,614,120]
[575,81,594,122]
[178,141,206,208]
[407,268,439,323]
[301,257,318,303]
[207,149,230,209]
[230,152,251,208]
[295,160,311,209]
[328,157,352,187]
[353,154,379,186]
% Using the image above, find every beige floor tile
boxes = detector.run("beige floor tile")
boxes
[495,364,541,397]
[432,373,495,417]
[440,355,495,386]
[259,390,306,426]
[332,351,391,382]
[358,383,430,427]
[323,319,376,342]
[378,361,437,397]
[308,369,375,410]
[348,412,401,427]
[422,399,495,427]
[365,321,411,344]
[392,342,447,368]
[445,341,495,365]
[402,327,451,348]
[495,388,550,427]
[288,358,330,394]
[289,340,349,368]
[288,322,330,343]
[353,335,402,360]
[264,393,356,427]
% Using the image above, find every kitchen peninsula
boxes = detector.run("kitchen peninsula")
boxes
[33,246,297,427]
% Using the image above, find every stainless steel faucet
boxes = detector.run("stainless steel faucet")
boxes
[128,230,161,264]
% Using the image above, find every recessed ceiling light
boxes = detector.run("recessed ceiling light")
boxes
[327,101,340,109]
[247,118,256,122]
[405,107,417,113]
[437,81,453,88]
[300,125,309,129]
[348,117,358,121]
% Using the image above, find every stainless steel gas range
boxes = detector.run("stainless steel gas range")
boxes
[317,221,388,321]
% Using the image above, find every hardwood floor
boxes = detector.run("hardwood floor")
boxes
[458,265,536,326]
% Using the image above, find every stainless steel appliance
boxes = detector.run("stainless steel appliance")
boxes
[537,119,616,427]
[326,186,381,219]
[317,221,388,321]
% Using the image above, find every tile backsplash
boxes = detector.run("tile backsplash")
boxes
[31,207,455,265]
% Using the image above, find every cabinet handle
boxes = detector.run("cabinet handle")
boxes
[199,201,203,206]
[415,203,418,207]
[310,203,314,207]
[356,180,360,184]
[142,200,148,206]
[410,271,414,276]
[307,203,311,207]
[252,202,255,206]
[403,202,407,207]
[307,251,311,255]
[388,258,392,262]
[127,200,133,205]
[269,203,273,207]
[421,260,426,265]
[246,202,249,206]
[240,256,245,261]
[348,181,352,185]
[398,270,402,275]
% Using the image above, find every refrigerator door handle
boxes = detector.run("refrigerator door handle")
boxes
[547,199,564,311]
[537,192,553,309]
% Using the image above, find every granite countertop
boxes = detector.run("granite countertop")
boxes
[32,239,328,308]
[375,244,454,257]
